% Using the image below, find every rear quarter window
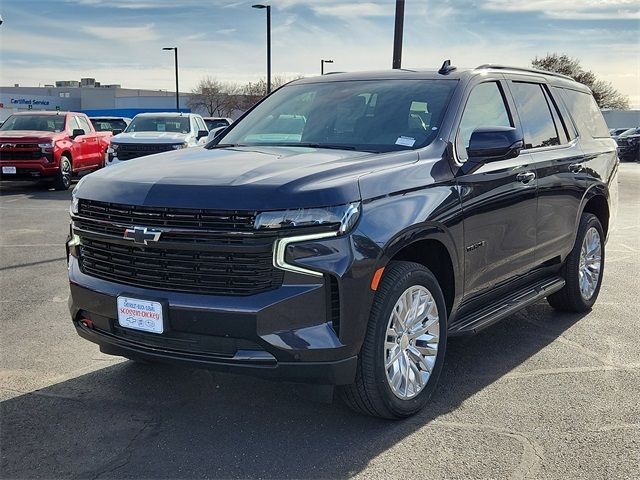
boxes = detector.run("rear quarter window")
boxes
[559,88,610,138]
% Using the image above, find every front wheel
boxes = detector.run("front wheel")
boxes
[53,155,72,190]
[340,261,447,419]
[547,213,605,312]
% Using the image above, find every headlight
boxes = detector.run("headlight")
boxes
[70,178,85,216]
[172,143,188,150]
[255,202,360,234]
[106,144,119,154]
[38,141,55,152]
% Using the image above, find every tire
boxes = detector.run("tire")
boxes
[547,213,605,312]
[339,261,448,419]
[53,155,72,190]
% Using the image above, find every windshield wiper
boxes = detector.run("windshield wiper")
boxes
[270,143,380,153]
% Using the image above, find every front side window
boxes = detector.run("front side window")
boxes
[215,79,458,153]
[510,82,560,149]
[75,116,92,135]
[0,114,66,133]
[126,116,191,134]
[456,82,512,162]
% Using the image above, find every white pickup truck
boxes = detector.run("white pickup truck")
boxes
[105,112,209,166]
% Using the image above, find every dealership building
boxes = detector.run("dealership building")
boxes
[0,78,194,121]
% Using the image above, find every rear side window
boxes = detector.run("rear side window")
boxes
[510,82,560,149]
[560,88,610,138]
[457,81,512,162]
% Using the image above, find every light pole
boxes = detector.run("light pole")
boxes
[392,0,405,69]
[321,59,333,75]
[162,47,179,112]
[252,4,271,95]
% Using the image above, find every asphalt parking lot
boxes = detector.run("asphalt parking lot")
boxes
[1,164,638,479]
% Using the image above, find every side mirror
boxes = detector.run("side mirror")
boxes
[112,129,123,135]
[196,129,209,140]
[71,128,85,139]
[467,126,523,162]
[206,126,227,143]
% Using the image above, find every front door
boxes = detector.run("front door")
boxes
[453,80,538,299]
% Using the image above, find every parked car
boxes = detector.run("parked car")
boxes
[68,64,618,418]
[90,116,132,134]
[609,127,629,137]
[0,111,111,190]
[105,112,208,166]
[203,117,233,131]
[615,127,640,162]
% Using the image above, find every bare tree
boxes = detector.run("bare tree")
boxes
[532,54,629,110]
[238,75,304,110]
[189,77,241,117]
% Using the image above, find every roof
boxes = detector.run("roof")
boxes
[291,64,589,91]
[133,112,195,117]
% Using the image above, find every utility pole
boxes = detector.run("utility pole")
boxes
[392,0,405,69]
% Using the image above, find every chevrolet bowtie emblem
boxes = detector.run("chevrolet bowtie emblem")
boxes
[123,226,162,245]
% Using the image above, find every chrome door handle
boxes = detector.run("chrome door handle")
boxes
[516,172,536,184]
[569,163,584,173]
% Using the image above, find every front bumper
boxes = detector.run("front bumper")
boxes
[0,157,59,180]
[67,229,378,384]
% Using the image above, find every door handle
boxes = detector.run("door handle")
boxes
[516,172,536,184]
[569,163,584,173]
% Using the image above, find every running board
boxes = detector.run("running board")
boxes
[448,277,565,336]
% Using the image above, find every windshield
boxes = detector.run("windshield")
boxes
[0,114,66,132]
[214,79,457,153]
[126,116,190,134]
[619,127,640,137]
[91,119,128,132]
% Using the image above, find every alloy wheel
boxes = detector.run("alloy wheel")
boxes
[384,285,440,400]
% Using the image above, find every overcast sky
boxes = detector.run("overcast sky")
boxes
[1,0,639,107]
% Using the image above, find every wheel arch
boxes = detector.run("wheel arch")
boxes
[580,185,610,238]
[379,226,461,316]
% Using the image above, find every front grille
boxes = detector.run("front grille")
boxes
[0,150,43,161]
[115,143,180,161]
[75,200,283,296]
[79,238,282,296]
[79,199,256,231]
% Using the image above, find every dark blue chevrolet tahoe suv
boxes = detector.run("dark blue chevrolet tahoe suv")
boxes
[67,64,618,418]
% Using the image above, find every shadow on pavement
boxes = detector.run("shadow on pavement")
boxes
[0,180,76,200]
[1,303,586,479]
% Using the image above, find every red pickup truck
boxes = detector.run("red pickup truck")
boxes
[0,111,111,190]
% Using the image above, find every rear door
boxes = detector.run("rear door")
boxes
[454,79,538,299]
[505,79,587,266]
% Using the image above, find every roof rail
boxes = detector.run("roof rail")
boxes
[475,64,574,81]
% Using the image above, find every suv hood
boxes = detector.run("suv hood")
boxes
[0,130,60,143]
[78,145,416,210]
[112,132,189,144]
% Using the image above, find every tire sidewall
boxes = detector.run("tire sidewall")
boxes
[569,214,605,310]
[372,267,448,417]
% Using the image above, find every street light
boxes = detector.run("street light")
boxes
[321,59,333,75]
[252,4,271,95]
[162,47,180,112]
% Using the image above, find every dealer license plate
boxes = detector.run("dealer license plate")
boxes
[117,296,164,334]
[2,166,17,174]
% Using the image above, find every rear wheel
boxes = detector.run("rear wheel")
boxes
[547,213,605,312]
[53,155,72,190]
[340,261,447,419]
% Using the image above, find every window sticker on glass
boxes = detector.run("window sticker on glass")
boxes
[395,136,416,147]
